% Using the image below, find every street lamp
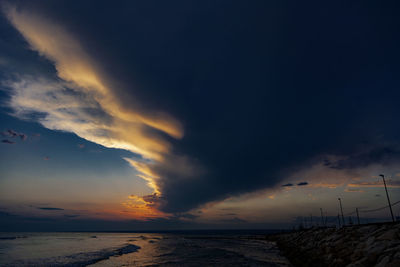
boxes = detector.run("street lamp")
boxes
[379,174,395,222]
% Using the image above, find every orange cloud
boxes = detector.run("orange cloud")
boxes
[344,188,365,193]
[305,182,343,189]
[2,4,185,209]
[4,6,183,160]
[123,158,160,193]
[122,193,168,220]
[347,180,400,188]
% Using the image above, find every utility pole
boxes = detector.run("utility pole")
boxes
[337,214,341,228]
[338,198,345,226]
[356,208,360,225]
[379,174,395,222]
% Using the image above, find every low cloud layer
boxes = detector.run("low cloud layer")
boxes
[38,207,64,211]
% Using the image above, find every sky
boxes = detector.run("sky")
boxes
[1,0,400,231]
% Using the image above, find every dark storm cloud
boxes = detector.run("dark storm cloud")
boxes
[38,207,64,211]
[297,182,309,186]
[327,146,400,170]
[282,182,308,187]
[1,129,27,140]
[3,1,400,213]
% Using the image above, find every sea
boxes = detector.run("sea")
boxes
[0,231,291,266]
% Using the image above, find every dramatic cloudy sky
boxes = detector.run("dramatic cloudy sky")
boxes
[1,0,400,230]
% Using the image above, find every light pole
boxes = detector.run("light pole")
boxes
[338,198,345,226]
[379,174,395,222]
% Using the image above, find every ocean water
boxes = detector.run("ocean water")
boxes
[0,232,291,266]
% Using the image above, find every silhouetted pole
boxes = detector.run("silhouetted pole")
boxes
[338,198,345,226]
[379,174,395,222]
[356,208,360,225]
[337,214,341,228]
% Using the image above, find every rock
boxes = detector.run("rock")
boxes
[326,233,341,242]
[363,240,388,264]
[376,255,390,267]
[350,249,364,261]
[366,236,375,247]
[324,246,331,254]
[355,241,365,249]
[358,225,376,234]
[386,240,400,248]
[333,257,344,266]
[346,257,369,267]
[366,241,387,255]
[326,253,333,261]
[271,223,400,267]
[384,246,400,254]
[387,259,400,267]
[366,252,378,265]
[377,229,399,241]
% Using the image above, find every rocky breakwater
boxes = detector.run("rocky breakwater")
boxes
[270,222,400,267]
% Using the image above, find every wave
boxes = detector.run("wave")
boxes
[4,243,140,267]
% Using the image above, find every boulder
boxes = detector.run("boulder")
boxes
[346,257,369,267]
[377,229,399,241]
[365,241,387,256]
[376,255,390,267]
[349,249,364,262]
[393,251,400,259]
[387,259,400,267]
[365,236,375,247]
[272,223,400,267]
